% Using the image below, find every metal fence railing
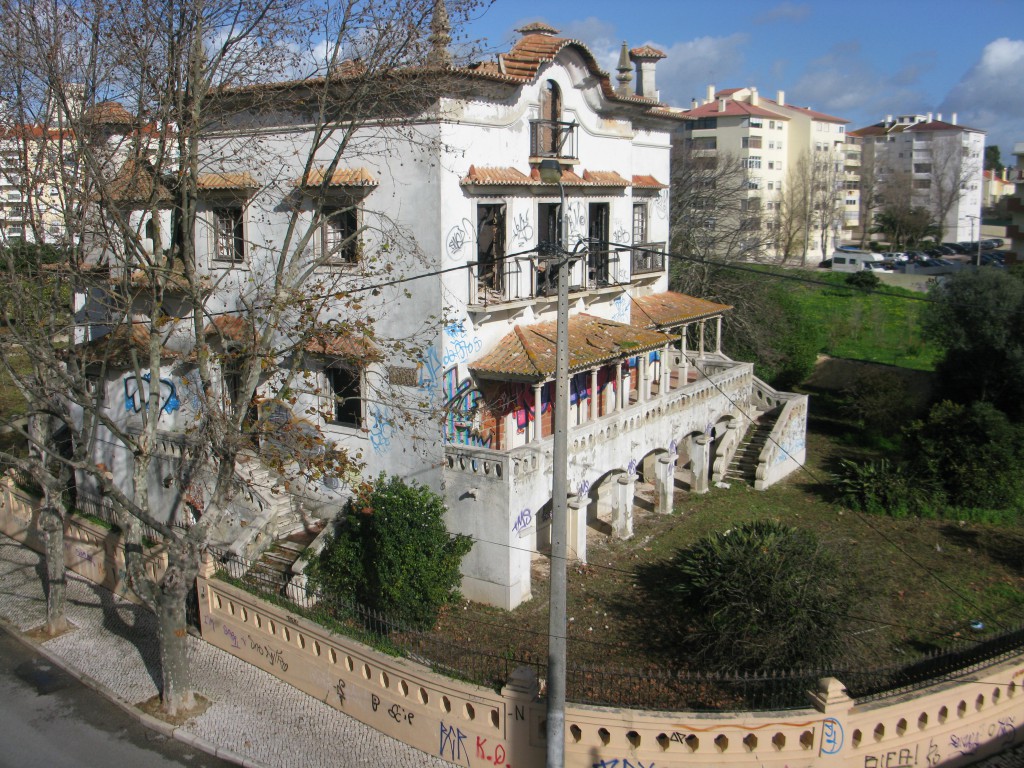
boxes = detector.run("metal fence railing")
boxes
[207,545,1024,712]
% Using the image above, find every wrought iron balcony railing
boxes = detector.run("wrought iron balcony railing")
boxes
[529,120,578,160]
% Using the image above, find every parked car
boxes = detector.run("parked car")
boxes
[942,242,970,254]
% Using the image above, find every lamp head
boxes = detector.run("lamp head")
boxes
[538,158,562,184]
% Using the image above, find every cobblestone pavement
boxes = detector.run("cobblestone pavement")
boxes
[0,537,449,768]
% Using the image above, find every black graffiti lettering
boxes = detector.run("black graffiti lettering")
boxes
[371,693,381,712]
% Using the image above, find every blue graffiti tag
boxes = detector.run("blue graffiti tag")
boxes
[821,718,844,755]
[124,373,180,415]
[367,405,393,454]
[512,508,533,535]
[417,345,443,390]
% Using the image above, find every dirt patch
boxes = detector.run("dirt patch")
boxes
[137,693,212,725]
[24,621,77,641]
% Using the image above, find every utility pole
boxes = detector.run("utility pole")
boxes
[539,157,569,768]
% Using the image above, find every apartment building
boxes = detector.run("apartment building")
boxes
[0,125,69,245]
[850,114,985,243]
[679,85,854,261]
[1008,143,1024,264]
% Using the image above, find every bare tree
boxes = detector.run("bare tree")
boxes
[774,154,811,264]
[0,0,480,716]
[927,137,974,240]
[809,147,845,257]
[670,145,776,296]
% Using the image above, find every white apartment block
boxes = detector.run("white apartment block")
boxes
[851,114,985,243]
[1009,142,1024,264]
[680,86,855,261]
[0,127,70,246]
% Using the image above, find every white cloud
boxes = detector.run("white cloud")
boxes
[651,34,750,107]
[940,38,1024,154]
[754,2,811,25]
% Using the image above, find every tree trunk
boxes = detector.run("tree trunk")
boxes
[39,505,68,636]
[155,547,198,716]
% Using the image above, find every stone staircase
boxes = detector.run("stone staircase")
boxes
[723,410,779,487]
[244,523,325,595]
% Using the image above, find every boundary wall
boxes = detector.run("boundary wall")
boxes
[3,478,1024,767]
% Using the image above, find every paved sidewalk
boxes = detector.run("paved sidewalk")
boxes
[0,537,449,768]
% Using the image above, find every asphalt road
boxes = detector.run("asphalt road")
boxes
[0,626,237,768]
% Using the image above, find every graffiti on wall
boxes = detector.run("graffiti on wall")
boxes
[368,404,393,455]
[446,218,474,260]
[653,189,668,220]
[565,201,587,242]
[417,345,443,390]
[443,367,491,448]
[124,373,180,415]
[611,295,630,324]
[773,406,807,466]
[511,211,534,248]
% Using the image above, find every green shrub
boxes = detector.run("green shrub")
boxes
[836,458,940,516]
[663,520,850,671]
[845,270,880,291]
[307,474,472,629]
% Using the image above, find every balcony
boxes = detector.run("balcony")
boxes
[529,120,578,161]
[467,244,663,307]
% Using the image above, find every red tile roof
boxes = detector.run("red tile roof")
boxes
[85,101,134,125]
[582,170,630,187]
[632,174,667,189]
[74,322,181,364]
[469,313,671,381]
[106,158,173,203]
[205,314,252,344]
[775,103,848,124]
[684,100,786,121]
[461,165,533,185]
[197,172,259,191]
[296,167,378,187]
[630,291,732,329]
[906,120,984,134]
[630,45,666,60]
[304,330,382,362]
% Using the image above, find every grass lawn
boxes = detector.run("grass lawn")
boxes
[782,269,942,371]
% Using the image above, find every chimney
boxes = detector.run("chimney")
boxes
[952,112,958,125]
[927,112,933,122]
[750,86,759,107]
[718,98,727,112]
[426,0,451,68]
[776,90,785,106]
[937,112,943,122]
[706,84,715,104]
[691,98,698,109]
[885,114,893,127]
[630,45,666,100]
[615,41,633,97]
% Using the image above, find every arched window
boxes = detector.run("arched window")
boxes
[538,80,562,155]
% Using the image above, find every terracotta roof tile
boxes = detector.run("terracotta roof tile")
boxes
[305,331,382,363]
[630,45,666,60]
[777,104,848,124]
[630,291,732,330]
[582,170,630,187]
[85,101,134,125]
[296,167,378,188]
[74,322,181,364]
[461,165,533,185]
[106,158,173,204]
[205,314,251,344]
[470,313,671,381]
[685,100,787,120]
[631,174,666,189]
[515,22,559,35]
[197,172,259,191]
[906,120,983,134]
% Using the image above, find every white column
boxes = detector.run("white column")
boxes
[532,383,543,443]
[614,362,622,413]
[698,320,706,359]
[639,353,648,403]
[680,324,689,385]
[715,315,723,354]
[660,343,670,395]
[589,368,599,421]
[655,455,675,514]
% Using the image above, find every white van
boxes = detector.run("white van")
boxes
[830,250,885,273]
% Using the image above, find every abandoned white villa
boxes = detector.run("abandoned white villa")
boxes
[73,18,807,610]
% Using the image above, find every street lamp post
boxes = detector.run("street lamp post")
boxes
[538,157,569,768]
[967,214,981,267]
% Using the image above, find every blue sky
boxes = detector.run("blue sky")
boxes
[461,0,1024,157]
